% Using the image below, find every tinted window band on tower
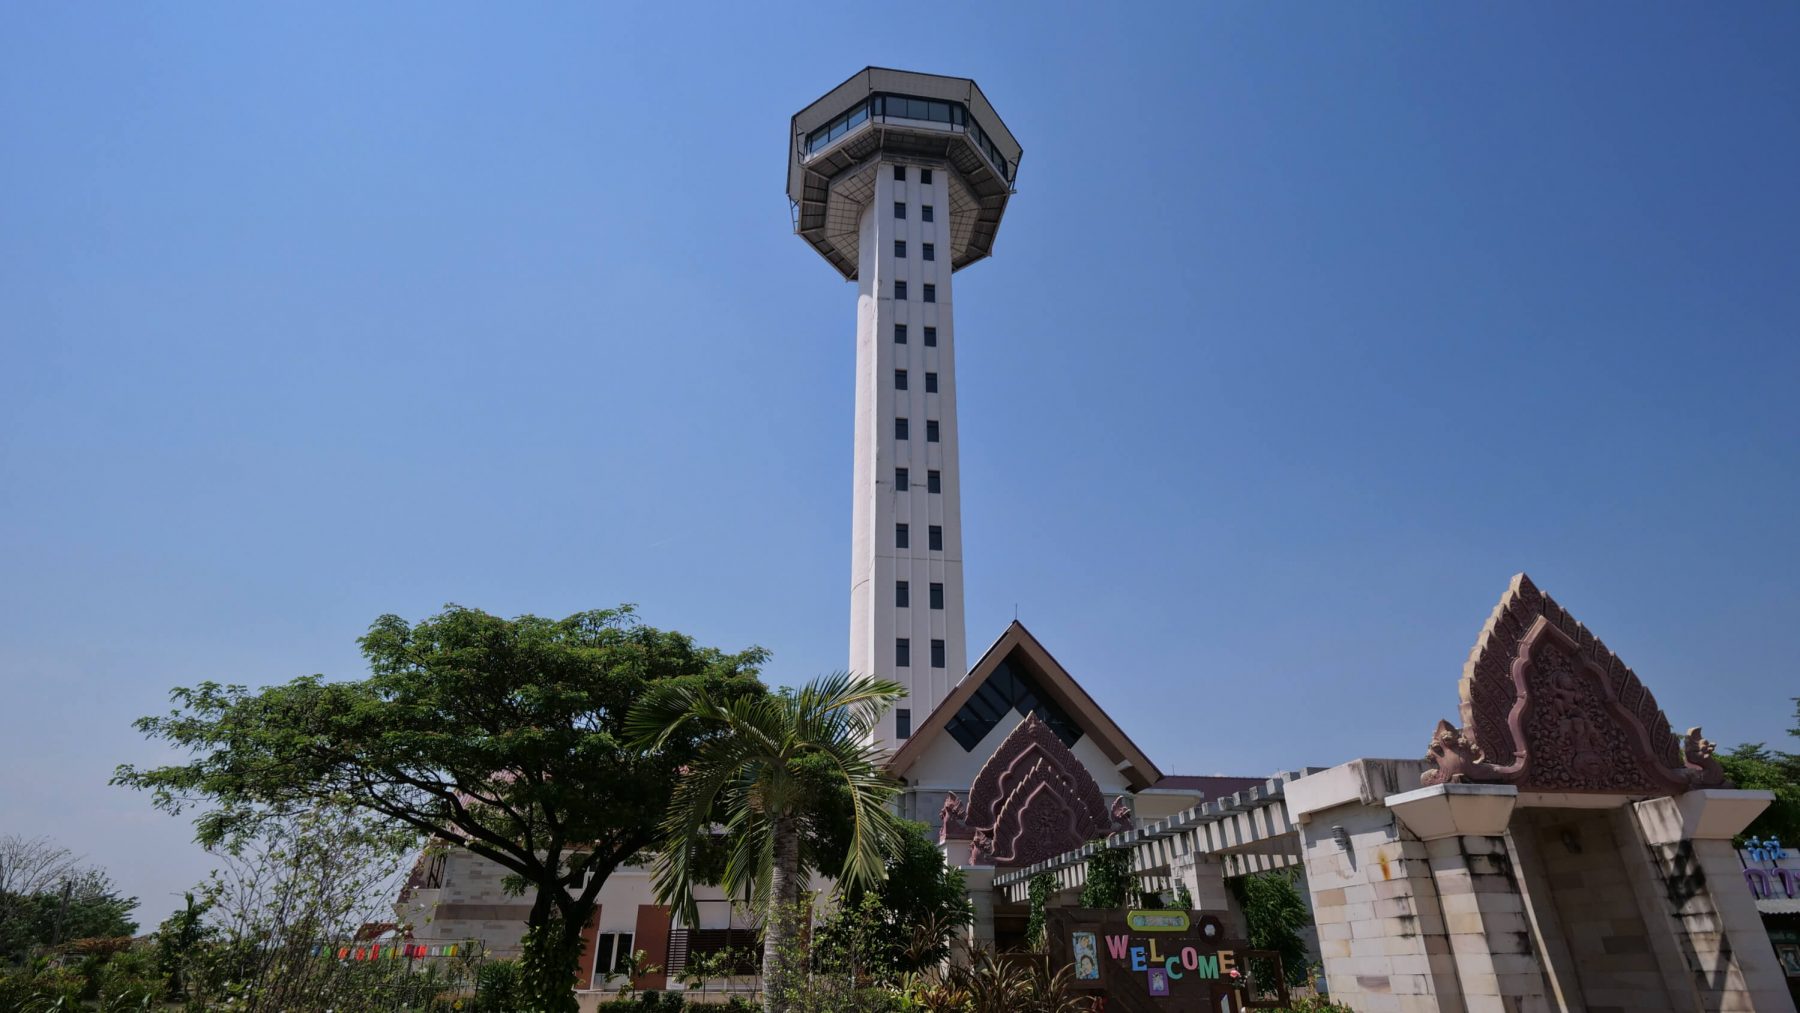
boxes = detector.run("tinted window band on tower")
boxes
[930,582,944,609]
[923,284,936,303]
[894,417,908,440]
[896,638,910,667]
[926,420,940,442]
[893,201,905,219]
[921,205,934,223]
[928,525,943,551]
[925,372,938,393]
[894,240,906,258]
[893,164,906,181]
[895,523,909,548]
[895,708,911,739]
[920,168,932,185]
[896,580,909,607]
[895,467,908,491]
[930,639,945,668]
[895,323,907,344]
[927,470,941,493]
[895,369,908,391]
[894,280,907,300]
[923,243,935,261]
[924,326,937,346]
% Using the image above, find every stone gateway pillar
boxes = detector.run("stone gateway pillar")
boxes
[1287,575,1795,1013]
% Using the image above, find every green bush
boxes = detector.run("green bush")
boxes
[470,958,524,1012]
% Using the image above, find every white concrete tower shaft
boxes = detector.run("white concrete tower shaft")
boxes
[788,69,1021,753]
[847,163,964,750]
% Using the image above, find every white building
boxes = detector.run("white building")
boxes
[400,67,1258,993]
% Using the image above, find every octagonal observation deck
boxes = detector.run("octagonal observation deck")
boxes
[788,67,1022,280]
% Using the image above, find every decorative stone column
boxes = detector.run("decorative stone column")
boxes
[1629,788,1794,1013]
[1385,783,1551,1013]
[960,865,996,957]
[1168,851,1244,936]
[1287,758,1468,1012]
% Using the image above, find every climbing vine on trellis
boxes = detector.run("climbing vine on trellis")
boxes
[1078,848,1132,909]
[1026,872,1055,949]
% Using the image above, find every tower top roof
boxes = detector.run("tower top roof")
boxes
[788,67,1022,280]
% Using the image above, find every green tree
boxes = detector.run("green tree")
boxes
[1719,698,1800,844]
[115,604,766,1013]
[1230,870,1311,989]
[625,673,906,1013]
[815,820,974,978]
[0,869,138,964]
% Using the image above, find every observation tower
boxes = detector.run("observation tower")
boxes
[787,68,1022,751]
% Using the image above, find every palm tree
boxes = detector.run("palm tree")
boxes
[624,672,906,1012]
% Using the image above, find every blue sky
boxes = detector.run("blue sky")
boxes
[2,4,1796,925]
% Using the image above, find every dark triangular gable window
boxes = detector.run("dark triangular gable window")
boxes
[945,649,1083,752]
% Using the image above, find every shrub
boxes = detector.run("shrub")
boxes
[470,958,524,1012]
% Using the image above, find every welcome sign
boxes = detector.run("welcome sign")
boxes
[1046,908,1288,1013]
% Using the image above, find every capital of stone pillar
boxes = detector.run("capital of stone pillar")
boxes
[1384,782,1518,841]
[1633,789,1773,846]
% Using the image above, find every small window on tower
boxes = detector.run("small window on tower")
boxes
[930,639,946,668]
[895,467,908,491]
[895,417,909,440]
[921,168,933,185]
[930,582,944,609]
[896,580,910,608]
[896,523,910,549]
[896,638,911,667]
[925,372,938,393]
[896,708,912,740]
[921,205,934,223]
[924,326,937,347]
[926,419,940,442]
[923,243,935,262]
[928,525,943,551]
[923,284,936,303]
[894,280,907,300]
[894,202,906,219]
[894,240,906,258]
[894,323,907,344]
[895,369,908,391]
[928,470,941,493]
[893,165,906,182]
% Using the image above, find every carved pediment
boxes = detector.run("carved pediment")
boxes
[940,714,1132,867]
[1421,574,1728,794]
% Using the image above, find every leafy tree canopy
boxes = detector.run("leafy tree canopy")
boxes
[115,604,767,1012]
[0,868,138,965]
[1719,697,1800,844]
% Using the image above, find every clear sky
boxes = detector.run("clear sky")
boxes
[2,3,1797,926]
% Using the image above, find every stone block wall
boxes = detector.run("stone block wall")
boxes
[1299,801,1464,1012]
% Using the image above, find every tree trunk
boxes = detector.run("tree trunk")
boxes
[518,890,585,1013]
[763,815,803,1013]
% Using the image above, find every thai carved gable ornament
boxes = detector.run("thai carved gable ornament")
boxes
[941,713,1134,867]
[1421,573,1728,794]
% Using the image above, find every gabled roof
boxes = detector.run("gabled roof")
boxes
[885,621,1163,791]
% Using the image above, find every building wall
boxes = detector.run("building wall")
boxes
[848,160,968,752]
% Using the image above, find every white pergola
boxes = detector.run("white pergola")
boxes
[993,768,1328,904]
